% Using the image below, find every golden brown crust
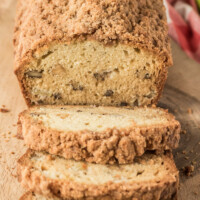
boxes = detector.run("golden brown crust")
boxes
[17,106,181,164]
[20,191,178,200]
[17,150,179,200]
[14,0,172,71]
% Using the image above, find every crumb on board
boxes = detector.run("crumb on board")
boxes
[181,130,187,134]
[191,161,197,165]
[182,150,187,155]
[0,108,10,113]
[193,191,198,195]
[187,108,193,114]
[184,156,189,160]
[182,165,195,176]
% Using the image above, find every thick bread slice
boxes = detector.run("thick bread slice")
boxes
[20,191,178,200]
[18,106,181,164]
[18,150,179,200]
[18,150,178,200]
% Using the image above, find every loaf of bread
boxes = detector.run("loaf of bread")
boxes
[17,105,180,164]
[14,0,172,107]
[18,150,179,200]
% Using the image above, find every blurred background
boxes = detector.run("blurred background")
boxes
[165,0,200,63]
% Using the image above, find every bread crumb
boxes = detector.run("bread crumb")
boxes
[0,108,10,113]
[182,165,194,176]
[2,105,6,108]
[191,161,197,165]
[11,152,15,155]
[181,130,187,135]
[182,150,187,155]
[187,108,193,114]
[193,191,198,195]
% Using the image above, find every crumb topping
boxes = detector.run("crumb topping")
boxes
[14,0,172,70]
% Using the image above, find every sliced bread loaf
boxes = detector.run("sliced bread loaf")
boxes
[18,106,180,164]
[18,150,179,200]
[14,0,172,107]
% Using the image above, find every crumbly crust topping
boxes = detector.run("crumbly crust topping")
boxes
[18,106,181,164]
[14,0,172,71]
[18,150,179,200]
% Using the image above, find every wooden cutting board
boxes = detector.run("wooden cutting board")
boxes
[0,1,200,200]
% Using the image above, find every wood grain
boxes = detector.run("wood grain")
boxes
[0,1,200,200]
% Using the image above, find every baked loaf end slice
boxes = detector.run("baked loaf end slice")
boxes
[18,150,179,200]
[18,106,181,164]
[14,0,172,107]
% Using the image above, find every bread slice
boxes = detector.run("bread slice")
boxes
[18,150,179,200]
[14,0,172,107]
[18,105,180,164]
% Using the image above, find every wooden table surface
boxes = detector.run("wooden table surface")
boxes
[0,1,200,200]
